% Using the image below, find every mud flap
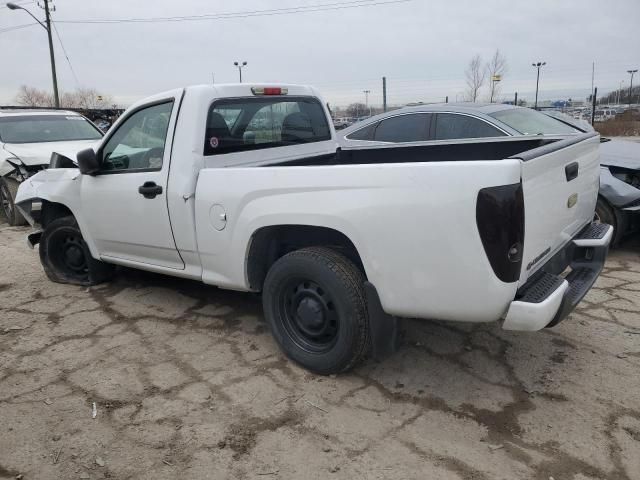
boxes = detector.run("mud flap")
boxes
[364,281,398,360]
[26,230,42,249]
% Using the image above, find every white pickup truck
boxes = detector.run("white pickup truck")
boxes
[15,84,613,374]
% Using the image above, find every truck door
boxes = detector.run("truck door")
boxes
[80,97,184,269]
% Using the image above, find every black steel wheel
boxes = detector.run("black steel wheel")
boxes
[48,230,90,281]
[263,246,369,375]
[39,215,114,286]
[0,177,27,226]
[279,279,340,354]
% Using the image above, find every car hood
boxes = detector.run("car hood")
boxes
[600,139,640,170]
[3,139,99,166]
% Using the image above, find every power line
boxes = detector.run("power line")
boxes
[53,0,411,24]
[51,19,80,88]
[0,22,38,33]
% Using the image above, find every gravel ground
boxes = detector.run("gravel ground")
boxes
[1,222,639,480]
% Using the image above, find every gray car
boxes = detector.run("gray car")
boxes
[339,103,639,245]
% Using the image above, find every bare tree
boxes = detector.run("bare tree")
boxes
[486,49,508,103]
[464,54,486,102]
[15,85,54,107]
[346,102,367,118]
[15,86,114,109]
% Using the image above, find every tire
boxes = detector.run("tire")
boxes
[594,196,626,246]
[262,246,370,375]
[39,215,115,286]
[0,177,27,226]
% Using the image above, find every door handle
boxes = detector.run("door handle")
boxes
[138,181,163,199]
[565,162,579,182]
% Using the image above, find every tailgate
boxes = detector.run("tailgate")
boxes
[515,133,600,283]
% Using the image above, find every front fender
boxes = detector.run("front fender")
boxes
[15,168,83,225]
[599,166,640,208]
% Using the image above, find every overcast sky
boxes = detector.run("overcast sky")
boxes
[0,0,638,107]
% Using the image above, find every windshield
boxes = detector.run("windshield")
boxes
[489,108,580,135]
[0,115,103,143]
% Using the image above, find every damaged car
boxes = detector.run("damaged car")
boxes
[0,109,103,225]
[597,139,640,244]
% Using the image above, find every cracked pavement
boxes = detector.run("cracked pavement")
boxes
[1,222,639,480]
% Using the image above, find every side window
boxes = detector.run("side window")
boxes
[373,114,430,142]
[204,97,331,155]
[434,113,505,140]
[101,101,173,172]
[346,122,377,141]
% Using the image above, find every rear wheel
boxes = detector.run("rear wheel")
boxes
[594,197,626,246]
[262,247,369,375]
[0,177,27,226]
[39,215,115,286]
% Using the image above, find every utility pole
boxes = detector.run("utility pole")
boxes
[382,77,387,112]
[445,96,448,103]
[532,61,546,110]
[7,1,59,107]
[514,92,518,106]
[591,62,595,100]
[627,69,638,109]
[43,0,59,107]
[363,90,370,116]
[591,87,597,126]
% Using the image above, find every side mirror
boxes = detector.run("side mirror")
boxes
[76,148,100,175]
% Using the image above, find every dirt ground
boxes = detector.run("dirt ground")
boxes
[1,222,639,480]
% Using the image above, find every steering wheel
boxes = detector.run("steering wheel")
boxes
[142,147,164,169]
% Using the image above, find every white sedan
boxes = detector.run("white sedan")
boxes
[0,109,103,225]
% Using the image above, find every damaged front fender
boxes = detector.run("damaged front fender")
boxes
[599,166,640,209]
[14,168,83,226]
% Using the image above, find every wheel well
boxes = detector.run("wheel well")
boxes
[40,201,74,228]
[246,225,366,291]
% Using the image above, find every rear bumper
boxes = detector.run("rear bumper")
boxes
[502,222,613,331]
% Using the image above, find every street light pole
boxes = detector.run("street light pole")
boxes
[532,61,546,110]
[363,90,371,116]
[234,61,247,83]
[627,69,638,109]
[617,81,624,105]
[7,0,59,107]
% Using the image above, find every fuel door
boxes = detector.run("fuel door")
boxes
[209,204,227,231]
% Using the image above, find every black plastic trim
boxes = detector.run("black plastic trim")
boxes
[364,281,398,360]
[510,132,598,162]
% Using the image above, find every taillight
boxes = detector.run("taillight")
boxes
[476,183,524,283]
[251,87,288,96]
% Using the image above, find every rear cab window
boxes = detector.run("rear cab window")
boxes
[204,97,331,155]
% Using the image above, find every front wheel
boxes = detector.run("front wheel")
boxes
[262,247,370,375]
[39,215,115,286]
[0,177,27,226]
